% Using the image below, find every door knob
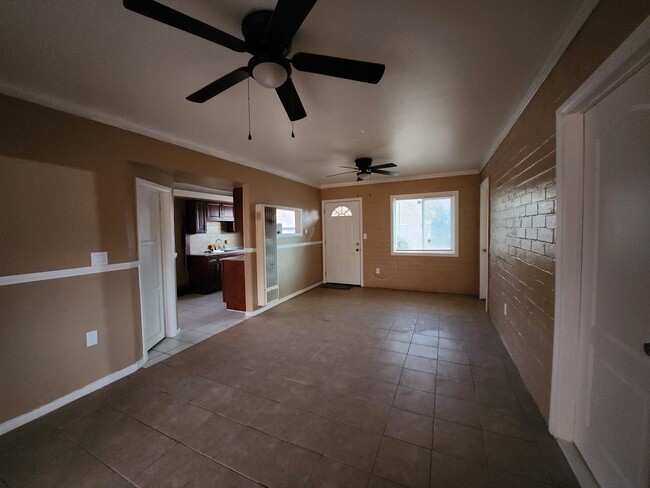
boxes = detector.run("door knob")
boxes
[482,249,487,252]
[645,343,650,356]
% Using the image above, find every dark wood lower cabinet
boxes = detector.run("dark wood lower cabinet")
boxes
[187,255,221,294]
[221,256,246,311]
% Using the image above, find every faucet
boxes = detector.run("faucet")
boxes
[214,239,223,250]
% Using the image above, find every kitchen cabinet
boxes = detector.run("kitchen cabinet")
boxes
[221,255,246,311]
[233,187,243,232]
[206,202,234,222]
[187,255,221,294]
[185,200,207,234]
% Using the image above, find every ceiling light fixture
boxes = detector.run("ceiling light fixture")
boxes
[357,172,370,180]
[252,60,288,89]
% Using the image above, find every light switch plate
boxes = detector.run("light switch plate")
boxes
[375,268,380,274]
[91,252,108,266]
[86,330,98,347]
[363,233,367,239]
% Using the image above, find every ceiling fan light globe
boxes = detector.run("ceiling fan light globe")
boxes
[252,61,287,88]
[357,172,370,180]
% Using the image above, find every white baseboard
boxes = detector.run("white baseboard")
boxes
[0,358,145,436]
[246,281,323,317]
[556,439,600,488]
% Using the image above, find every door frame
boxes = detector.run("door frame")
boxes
[321,198,363,286]
[135,178,178,361]
[479,177,489,306]
[550,16,650,442]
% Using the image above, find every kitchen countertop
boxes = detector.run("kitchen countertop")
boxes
[189,249,245,257]
[220,255,245,261]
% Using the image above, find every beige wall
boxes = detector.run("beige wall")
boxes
[0,94,322,424]
[322,174,480,295]
[480,0,649,420]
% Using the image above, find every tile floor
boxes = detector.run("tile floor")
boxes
[0,287,579,487]
[144,292,246,368]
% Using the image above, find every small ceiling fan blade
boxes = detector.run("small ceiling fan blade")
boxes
[338,165,359,170]
[275,78,307,121]
[267,0,317,42]
[123,0,246,52]
[369,162,397,170]
[372,169,400,176]
[186,68,250,103]
[292,52,385,84]
[327,170,358,177]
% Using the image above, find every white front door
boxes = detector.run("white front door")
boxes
[137,184,166,350]
[324,200,361,285]
[575,61,650,488]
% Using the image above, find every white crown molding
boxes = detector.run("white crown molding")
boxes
[480,0,599,170]
[320,169,480,189]
[0,84,320,189]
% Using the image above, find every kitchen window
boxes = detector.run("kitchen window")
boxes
[276,206,302,237]
[391,191,458,256]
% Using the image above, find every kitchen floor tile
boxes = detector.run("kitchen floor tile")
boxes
[324,422,382,472]
[384,408,433,448]
[432,419,487,465]
[307,457,370,487]
[372,436,431,488]
[392,386,435,417]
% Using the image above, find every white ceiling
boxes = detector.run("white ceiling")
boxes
[0,0,591,188]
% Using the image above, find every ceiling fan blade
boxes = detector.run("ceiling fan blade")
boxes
[327,170,358,177]
[267,0,317,42]
[338,165,359,170]
[275,78,307,121]
[292,52,385,84]
[369,162,397,170]
[372,169,400,176]
[123,0,246,52]
[186,68,250,103]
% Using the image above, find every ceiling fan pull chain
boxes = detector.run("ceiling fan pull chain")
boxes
[247,77,252,141]
[290,77,296,138]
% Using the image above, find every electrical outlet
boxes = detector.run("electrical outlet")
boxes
[503,303,508,316]
[91,252,108,266]
[375,267,380,274]
[86,330,98,347]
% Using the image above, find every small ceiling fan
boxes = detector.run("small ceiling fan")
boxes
[328,157,400,181]
[123,0,386,121]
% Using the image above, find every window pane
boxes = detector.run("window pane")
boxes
[331,206,352,217]
[424,198,451,250]
[276,208,296,234]
[394,199,423,250]
[392,194,455,254]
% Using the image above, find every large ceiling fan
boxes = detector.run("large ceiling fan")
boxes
[328,157,400,181]
[123,0,386,121]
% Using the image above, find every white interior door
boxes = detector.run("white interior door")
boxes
[575,61,650,488]
[324,200,361,285]
[137,184,166,350]
[479,178,489,302]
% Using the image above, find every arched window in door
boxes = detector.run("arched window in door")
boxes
[331,205,352,217]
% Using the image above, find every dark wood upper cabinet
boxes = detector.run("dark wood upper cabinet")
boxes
[233,187,243,233]
[185,200,207,234]
[206,201,235,222]
[206,202,222,221]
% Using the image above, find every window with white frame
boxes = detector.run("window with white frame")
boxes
[391,191,458,256]
[276,206,302,236]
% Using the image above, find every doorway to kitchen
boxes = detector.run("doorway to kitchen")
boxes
[135,178,178,360]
